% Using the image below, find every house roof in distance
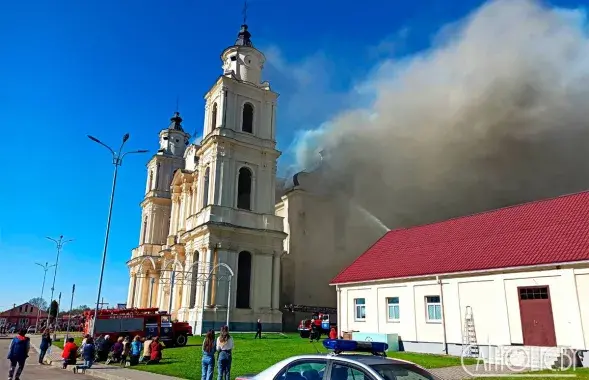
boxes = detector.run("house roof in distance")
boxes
[331,190,589,284]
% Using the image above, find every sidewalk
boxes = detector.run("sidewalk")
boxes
[29,335,182,380]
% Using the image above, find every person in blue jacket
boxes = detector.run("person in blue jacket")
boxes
[38,330,52,364]
[7,328,30,380]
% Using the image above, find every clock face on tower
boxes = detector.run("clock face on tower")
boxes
[244,55,253,66]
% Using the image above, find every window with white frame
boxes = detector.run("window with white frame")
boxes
[354,298,366,320]
[425,296,442,321]
[387,297,400,321]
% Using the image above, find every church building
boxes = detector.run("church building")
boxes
[126,22,286,333]
[125,20,384,334]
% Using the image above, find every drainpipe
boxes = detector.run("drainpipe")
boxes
[437,276,448,354]
[336,286,342,337]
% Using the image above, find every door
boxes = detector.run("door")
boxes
[518,286,557,346]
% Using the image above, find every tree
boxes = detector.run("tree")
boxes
[58,305,91,317]
[49,300,59,319]
[28,297,47,311]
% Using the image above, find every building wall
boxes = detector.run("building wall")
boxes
[337,267,589,353]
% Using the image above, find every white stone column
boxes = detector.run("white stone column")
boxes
[215,250,230,308]
[135,275,145,308]
[181,255,193,309]
[271,254,280,309]
[203,248,214,307]
[126,273,135,307]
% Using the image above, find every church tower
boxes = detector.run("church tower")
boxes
[126,112,190,308]
[181,21,286,333]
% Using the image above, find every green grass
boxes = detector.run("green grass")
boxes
[129,333,477,379]
[472,368,589,380]
[53,337,82,349]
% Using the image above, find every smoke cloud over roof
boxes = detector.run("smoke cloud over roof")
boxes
[295,0,589,229]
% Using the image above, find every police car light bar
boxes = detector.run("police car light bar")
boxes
[322,339,388,356]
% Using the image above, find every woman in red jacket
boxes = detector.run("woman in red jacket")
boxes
[61,337,78,369]
[148,337,163,364]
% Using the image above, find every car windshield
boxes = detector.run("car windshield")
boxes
[369,363,436,380]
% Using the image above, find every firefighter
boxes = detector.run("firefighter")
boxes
[310,314,321,342]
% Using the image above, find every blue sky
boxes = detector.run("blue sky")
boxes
[0,0,583,311]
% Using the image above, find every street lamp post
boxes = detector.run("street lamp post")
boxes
[46,235,73,323]
[34,262,55,333]
[88,133,148,336]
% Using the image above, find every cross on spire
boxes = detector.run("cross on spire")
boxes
[242,0,248,25]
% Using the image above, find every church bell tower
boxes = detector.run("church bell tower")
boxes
[186,19,286,332]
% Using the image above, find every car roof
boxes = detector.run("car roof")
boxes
[283,353,418,367]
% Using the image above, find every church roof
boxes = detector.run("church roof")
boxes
[331,190,589,284]
[168,111,184,132]
[234,24,253,47]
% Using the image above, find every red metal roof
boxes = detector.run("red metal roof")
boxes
[331,191,589,284]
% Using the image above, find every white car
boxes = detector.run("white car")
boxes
[236,340,440,380]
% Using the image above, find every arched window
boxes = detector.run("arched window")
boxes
[202,167,210,208]
[236,251,252,308]
[189,251,199,308]
[237,167,252,210]
[148,171,154,191]
[242,103,253,133]
[211,103,218,131]
[142,216,148,244]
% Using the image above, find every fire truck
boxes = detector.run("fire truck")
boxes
[83,308,193,347]
[284,304,337,339]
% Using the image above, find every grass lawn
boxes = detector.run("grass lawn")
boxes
[130,333,477,379]
[53,337,83,349]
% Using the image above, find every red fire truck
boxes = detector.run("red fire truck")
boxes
[83,308,193,347]
[284,304,338,339]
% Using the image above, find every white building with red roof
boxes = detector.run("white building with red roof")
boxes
[331,191,589,366]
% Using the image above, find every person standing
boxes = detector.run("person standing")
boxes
[201,330,215,380]
[38,330,52,364]
[6,328,30,380]
[254,319,262,339]
[216,326,234,380]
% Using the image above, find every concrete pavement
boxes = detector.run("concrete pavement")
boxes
[28,335,181,380]
[0,337,94,380]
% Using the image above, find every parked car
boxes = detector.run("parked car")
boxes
[235,340,440,380]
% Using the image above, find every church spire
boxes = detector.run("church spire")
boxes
[234,0,253,47]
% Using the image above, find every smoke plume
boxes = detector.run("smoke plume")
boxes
[297,0,589,229]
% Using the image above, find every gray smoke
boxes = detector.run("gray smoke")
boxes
[295,0,589,229]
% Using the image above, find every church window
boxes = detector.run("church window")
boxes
[236,251,252,308]
[237,167,252,210]
[211,103,218,131]
[242,103,254,133]
[142,216,148,244]
[202,167,210,208]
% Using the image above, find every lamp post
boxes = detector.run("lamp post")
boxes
[46,235,73,321]
[88,133,148,336]
[34,262,55,333]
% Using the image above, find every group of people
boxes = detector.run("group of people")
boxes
[59,333,166,372]
[201,325,235,380]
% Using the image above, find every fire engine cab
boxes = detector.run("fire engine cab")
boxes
[84,308,193,347]
[284,304,337,338]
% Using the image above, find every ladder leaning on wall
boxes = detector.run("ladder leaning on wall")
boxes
[462,306,480,358]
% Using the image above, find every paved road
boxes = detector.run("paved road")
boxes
[0,338,93,380]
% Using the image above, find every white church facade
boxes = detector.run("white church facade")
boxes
[125,22,384,334]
